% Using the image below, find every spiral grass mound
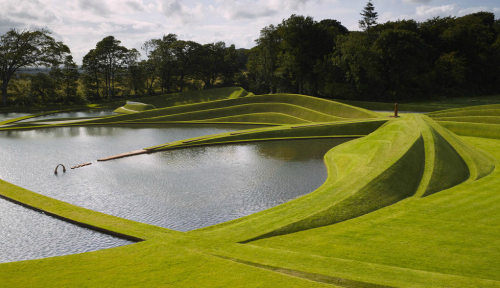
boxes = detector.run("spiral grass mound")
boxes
[1,88,500,287]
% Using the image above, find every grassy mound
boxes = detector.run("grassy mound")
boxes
[430,116,500,124]
[147,119,388,151]
[86,93,380,126]
[198,113,310,125]
[3,92,500,287]
[232,116,425,242]
[114,102,156,114]
[437,121,500,139]
[190,115,494,243]
[337,99,448,112]
[121,87,252,109]
[428,104,500,140]
[130,103,345,123]
[427,104,500,118]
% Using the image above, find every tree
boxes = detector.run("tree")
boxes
[359,0,378,32]
[95,36,128,99]
[81,49,103,100]
[277,15,322,94]
[0,28,69,106]
[122,48,144,96]
[29,72,59,104]
[373,30,432,100]
[332,32,381,99]
[170,40,199,92]
[255,24,280,93]
[195,42,226,89]
[60,55,80,102]
[221,44,240,86]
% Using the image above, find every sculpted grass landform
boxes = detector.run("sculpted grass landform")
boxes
[1,87,500,287]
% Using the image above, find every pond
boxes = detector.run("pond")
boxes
[18,109,117,123]
[0,112,31,122]
[0,197,134,263]
[0,125,350,232]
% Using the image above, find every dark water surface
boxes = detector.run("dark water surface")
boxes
[0,125,349,233]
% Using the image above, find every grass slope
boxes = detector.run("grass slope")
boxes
[1,94,500,287]
[250,136,500,284]
[114,102,156,114]
[115,87,252,110]
[428,104,500,140]
[86,93,379,126]
[147,119,387,151]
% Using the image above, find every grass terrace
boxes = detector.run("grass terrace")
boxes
[1,88,500,287]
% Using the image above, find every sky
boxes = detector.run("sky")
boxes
[0,0,499,64]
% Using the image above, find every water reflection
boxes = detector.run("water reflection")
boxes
[0,112,31,122]
[0,198,133,263]
[18,110,117,123]
[0,125,351,232]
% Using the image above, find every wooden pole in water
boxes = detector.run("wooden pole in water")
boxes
[54,164,66,175]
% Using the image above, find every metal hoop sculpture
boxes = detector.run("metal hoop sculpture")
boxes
[54,164,66,175]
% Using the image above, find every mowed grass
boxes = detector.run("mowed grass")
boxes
[250,136,500,284]
[91,93,380,126]
[428,104,500,140]
[114,102,156,113]
[117,86,253,110]
[1,89,500,287]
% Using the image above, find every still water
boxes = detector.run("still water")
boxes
[18,110,117,122]
[0,112,31,122]
[0,198,134,263]
[0,125,349,232]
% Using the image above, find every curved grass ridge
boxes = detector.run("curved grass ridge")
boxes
[114,102,156,114]
[199,112,310,125]
[191,115,495,243]
[116,86,253,109]
[232,116,425,242]
[147,119,388,151]
[87,93,381,126]
[428,104,500,139]
[1,107,499,286]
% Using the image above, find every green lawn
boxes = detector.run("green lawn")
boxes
[1,88,500,287]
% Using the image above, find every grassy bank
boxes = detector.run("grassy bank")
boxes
[1,89,500,287]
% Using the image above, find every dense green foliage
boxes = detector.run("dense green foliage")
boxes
[247,12,500,102]
[2,8,499,107]
[0,28,70,106]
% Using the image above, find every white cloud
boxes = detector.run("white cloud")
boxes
[98,23,127,34]
[0,0,60,25]
[457,6,498,16]
[156,0,206,24]
[416,4,457,17]
[215,0,323,20]
[402,0,433,4]
[78,0,113,16]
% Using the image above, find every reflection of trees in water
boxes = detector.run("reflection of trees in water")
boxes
[254,138,353,161]
[155,138,355,167]
[85,126,122,137]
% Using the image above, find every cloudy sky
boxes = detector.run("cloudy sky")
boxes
[0,0,498,64]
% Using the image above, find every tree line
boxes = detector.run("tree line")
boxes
[248,10,500,101]
[1,4,500,107]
